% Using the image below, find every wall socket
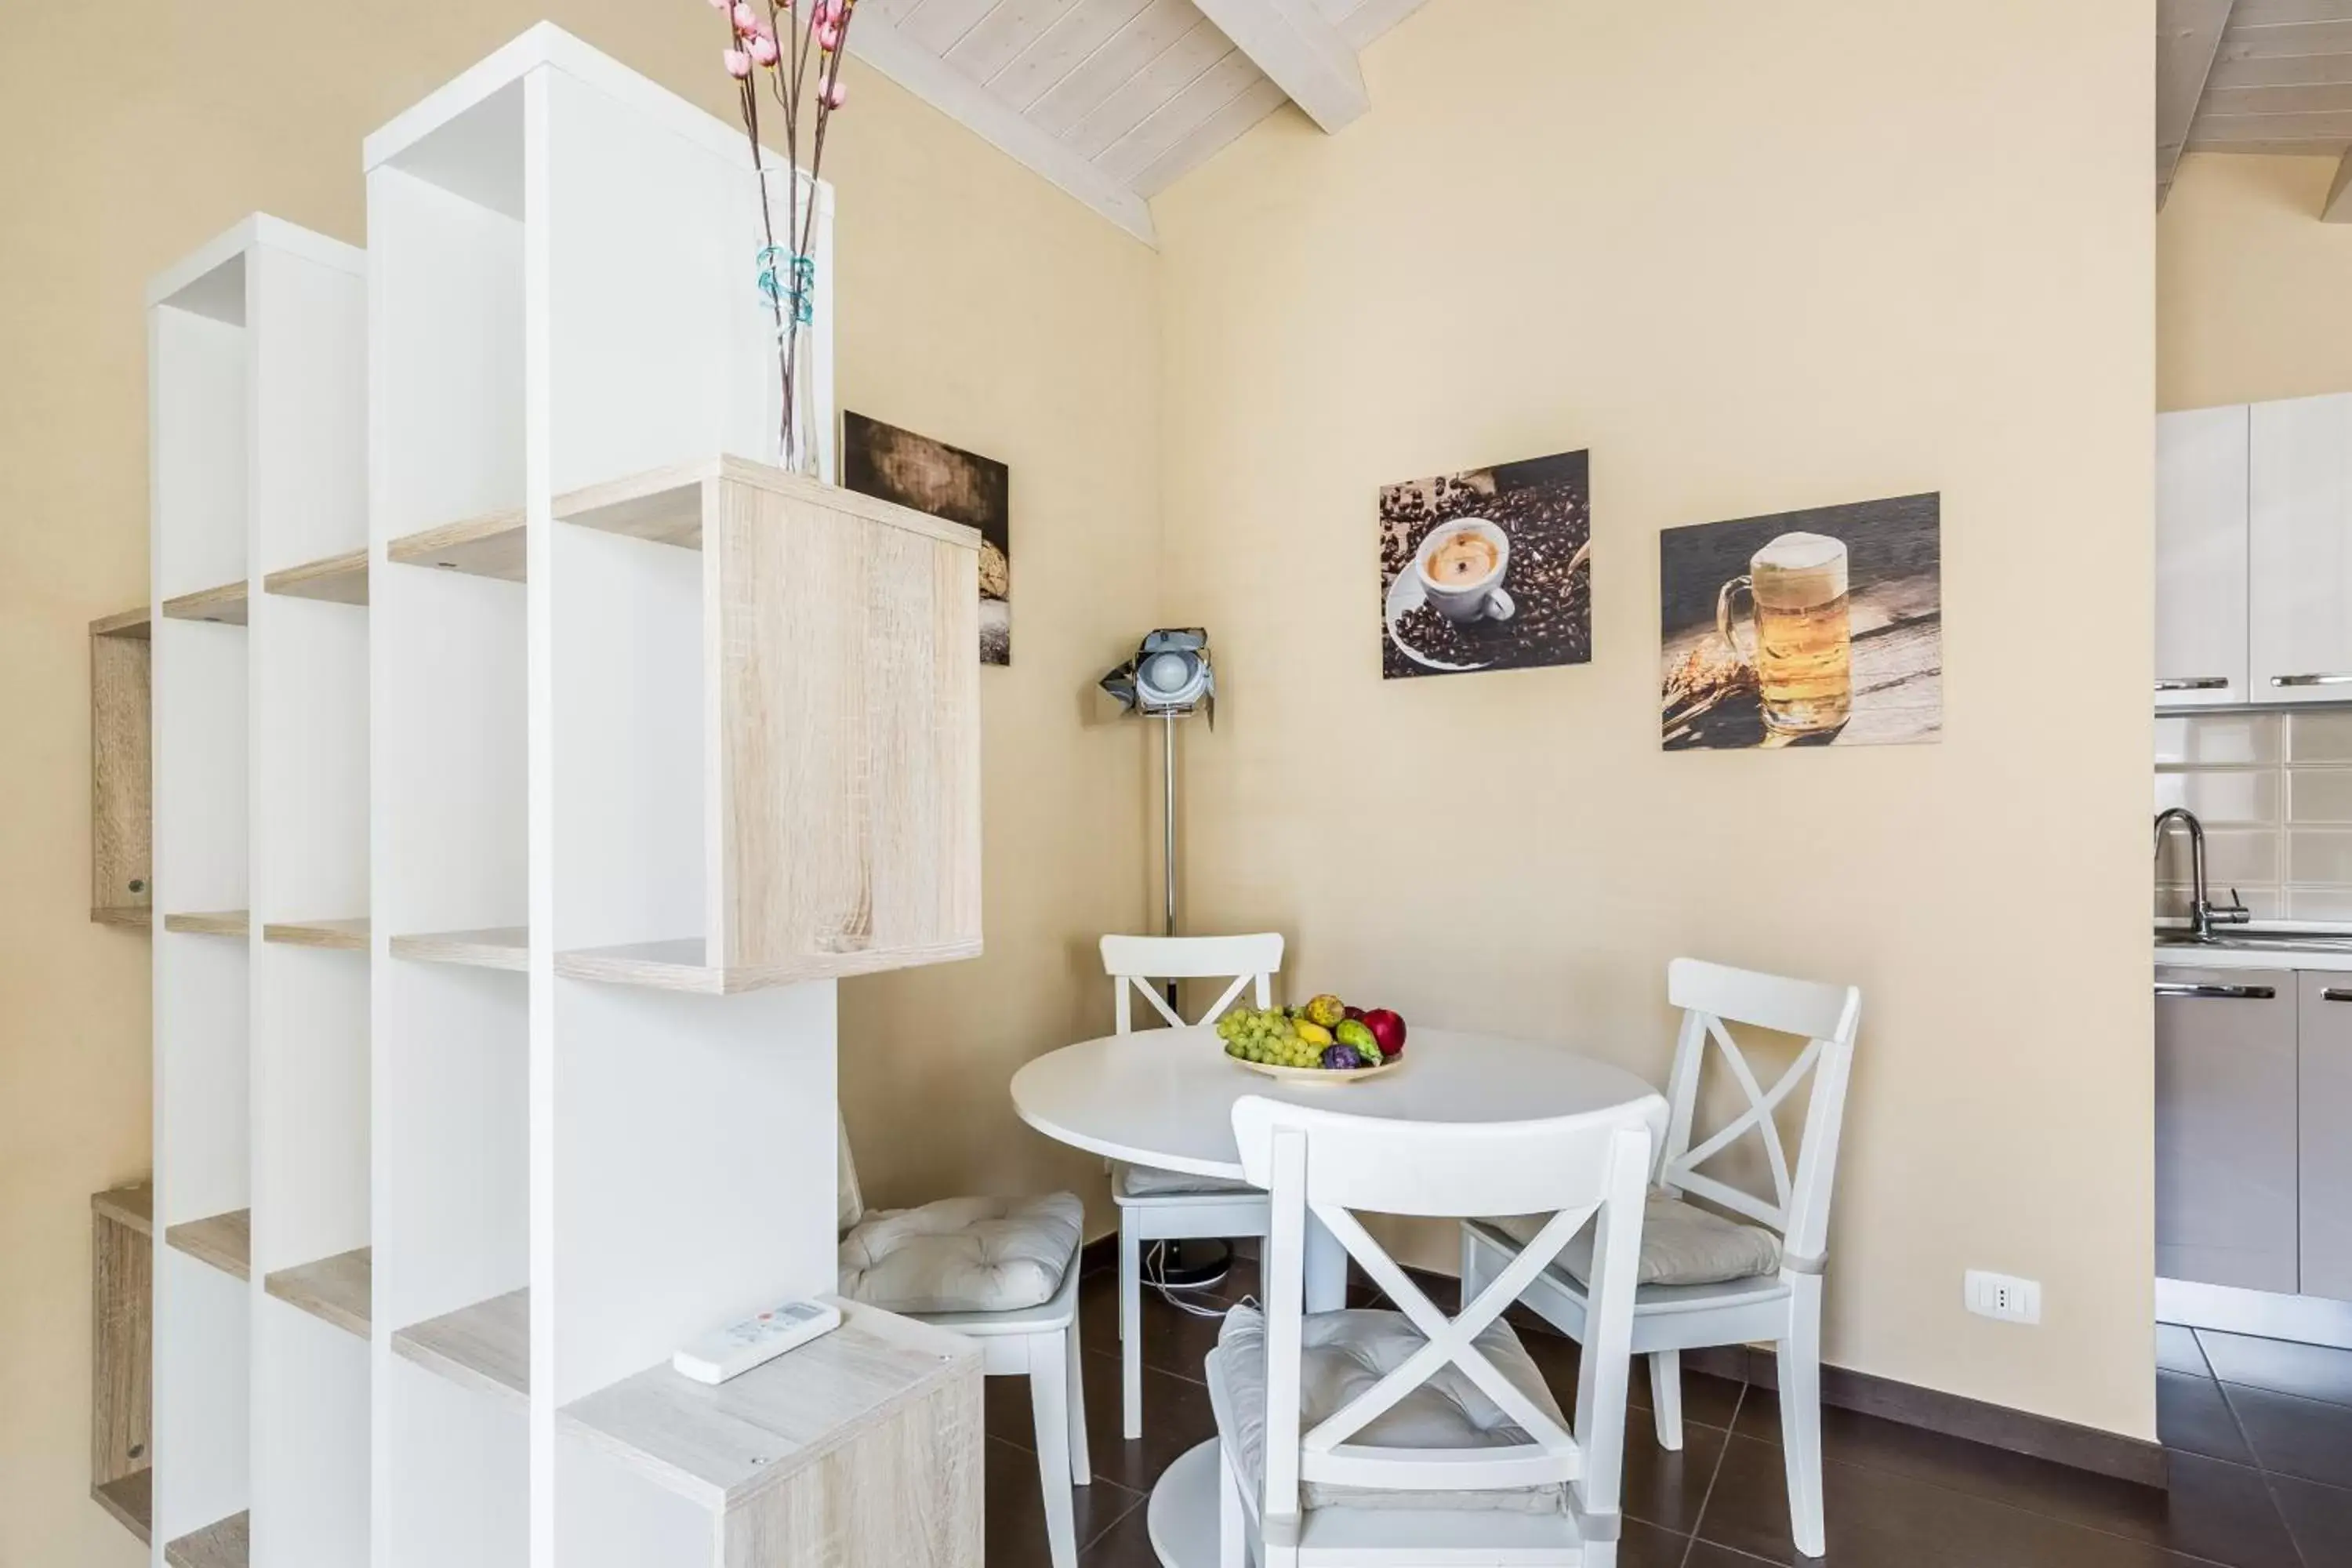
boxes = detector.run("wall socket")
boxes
[1965,1270,2042,1324]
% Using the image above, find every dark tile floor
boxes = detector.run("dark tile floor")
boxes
[985,1258,2352,1566]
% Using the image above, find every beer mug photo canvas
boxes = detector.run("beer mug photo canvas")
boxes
[1659,492,1942,750]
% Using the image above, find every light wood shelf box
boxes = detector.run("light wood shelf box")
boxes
[552,456,982,993]
[90,607,151,927]
[163,909,250,938]
[263,1247,371,1338]
[165,1208,252,1281]
[165,1509,249,1568]
[260,916,368,951]
[159,580,249,626]
[391,1289,529,1408]
[559,1299,979,1566]
[90,1182,152,1545]
[385,507,524,582]
[261,547,368,605]
[387,927,527,971]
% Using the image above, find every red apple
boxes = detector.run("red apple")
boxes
[1363,1008,1406,1057]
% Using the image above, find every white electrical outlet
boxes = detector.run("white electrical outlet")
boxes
[1965,1270,2042,1324]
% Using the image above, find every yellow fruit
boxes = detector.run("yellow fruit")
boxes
[1305,994,1347,1029]
[1294,1020,1334,1047]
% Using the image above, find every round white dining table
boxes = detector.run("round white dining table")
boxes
[1008,1024,1669,1568]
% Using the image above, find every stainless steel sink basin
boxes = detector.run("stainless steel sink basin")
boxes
[2154,928,2352,952]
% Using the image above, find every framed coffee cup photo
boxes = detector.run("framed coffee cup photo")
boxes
[1379,449,1592,680]
[1660,492,1941,750]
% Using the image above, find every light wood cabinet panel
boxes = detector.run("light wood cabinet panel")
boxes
[90,1184,152,1544]
[2155,967,2300,1294]
[2250,392,2352,702]
[2299,973,2352,1302]
[90,611,153,922]
[2155,405,2249,708]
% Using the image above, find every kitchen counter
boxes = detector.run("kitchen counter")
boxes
[2155,924,2352,973]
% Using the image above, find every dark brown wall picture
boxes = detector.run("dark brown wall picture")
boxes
[1660,492,1941,750]
[842,411,1012,665]
[1379,449,1591,679]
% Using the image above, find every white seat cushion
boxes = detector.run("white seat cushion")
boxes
[1115,1162,1263,1200]
[1489,1191,1781,1288]
[838,1192,1083,1315]
[1206,1307,1568,1515]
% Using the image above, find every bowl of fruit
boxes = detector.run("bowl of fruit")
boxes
[1214,994,1409,1083]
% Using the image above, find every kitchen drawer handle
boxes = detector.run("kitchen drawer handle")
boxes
[2154,982,2277,1000]
[2155,677,2230,692]
[2270,673,2352,688]
[2325,989,2352,1004]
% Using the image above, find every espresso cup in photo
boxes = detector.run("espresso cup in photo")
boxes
[1415,518,1514,624]
[1715,530,1852,736]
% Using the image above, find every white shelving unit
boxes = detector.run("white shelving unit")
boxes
[123,28,980,1568]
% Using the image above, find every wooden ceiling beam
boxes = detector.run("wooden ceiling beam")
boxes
[2159,0,2240,208]
[1189,0,1370,135]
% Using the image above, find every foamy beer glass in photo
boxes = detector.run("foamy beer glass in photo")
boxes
[1717,531,1851,736]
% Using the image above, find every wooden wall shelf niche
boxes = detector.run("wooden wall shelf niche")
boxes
[90,607,152,926]
[552,456,982,993]
[261,546,368,605]
[165,1208,252,1281]
[90,1183,153,1544]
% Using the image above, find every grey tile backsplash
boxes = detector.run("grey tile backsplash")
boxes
[2156,712,2352,921]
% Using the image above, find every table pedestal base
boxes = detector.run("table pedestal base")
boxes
[1146,1440,1222,1568]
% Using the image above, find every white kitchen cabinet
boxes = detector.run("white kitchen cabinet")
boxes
[2251,392,2352,703]
[2154,966,2300,1294]
[2299,973,2352,1301]
[2156,405,2249,708]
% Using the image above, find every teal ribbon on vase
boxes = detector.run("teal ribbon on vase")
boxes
[755,245,816,330]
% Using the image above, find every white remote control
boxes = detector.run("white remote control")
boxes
[672,1298,842,1385]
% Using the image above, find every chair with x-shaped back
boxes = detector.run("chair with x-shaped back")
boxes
[1100,931,1285,1439]
[1207,1091,1656,1566]
[1461,957,1863,1559]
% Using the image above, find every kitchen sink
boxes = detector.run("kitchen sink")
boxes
[2154,928,2352,952]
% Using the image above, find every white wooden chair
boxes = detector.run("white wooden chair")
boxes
[1101,931,1285,1440]
[834,1125,1093,1568]
[1208,1094,1655,1568]
[1461,958,1864,1559]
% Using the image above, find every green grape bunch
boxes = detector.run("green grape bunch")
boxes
[1215,1005,1320,1068]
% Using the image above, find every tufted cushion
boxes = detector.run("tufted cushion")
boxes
[1490,1191,1781,1289]
[1207,1307,1568,1514]
[838,1192,1083,1315]
[1116,1162,1263,1200]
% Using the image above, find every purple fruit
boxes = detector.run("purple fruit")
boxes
[1320,1044,1365,1071]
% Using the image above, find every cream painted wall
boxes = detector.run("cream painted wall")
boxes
[0,5,1159,1563]
[2159,151,2352,412]
[1151,0,2156,1439]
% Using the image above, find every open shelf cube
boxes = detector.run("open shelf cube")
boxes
[263,1247,372,1338]
[550,457,982,992]
[90,1184,153,1544]
[261,547,368,605]
[391,1289,530,1406]
[165,1210,252,1281]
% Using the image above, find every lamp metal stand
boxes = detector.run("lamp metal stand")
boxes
[1151,703,1231,1294]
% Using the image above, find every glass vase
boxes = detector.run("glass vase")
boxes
[750,162,822,477]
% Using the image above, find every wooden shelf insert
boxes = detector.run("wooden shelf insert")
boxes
[554,455,980,554]
[92,1469,151,1546]
[392,1289,528,1407]
[262,546,368,606]
[389,926,527,971]
[159,580,249,626]
[261,916,368,950]
[165,1210,251,1281]
[163,909,249,938]
[92,905,151,929]
[264,1247,371,1338]
[386,507,524,583]
[93,1181,154,1237]
[555,936,982,996]
[91,605,151,640]
[558,1299,975,1513]
[165,1508,249,1568]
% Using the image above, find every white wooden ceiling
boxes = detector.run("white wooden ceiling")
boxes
[2158,0,2352,216]
[848,0,1431,245]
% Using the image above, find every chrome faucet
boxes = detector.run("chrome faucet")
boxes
[2154,808,2252,943]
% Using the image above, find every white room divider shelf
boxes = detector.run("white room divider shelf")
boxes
[262,1248,372,1338]
[164,1210,252,1280]
[261,549,369,605]
[159,582,249,626]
